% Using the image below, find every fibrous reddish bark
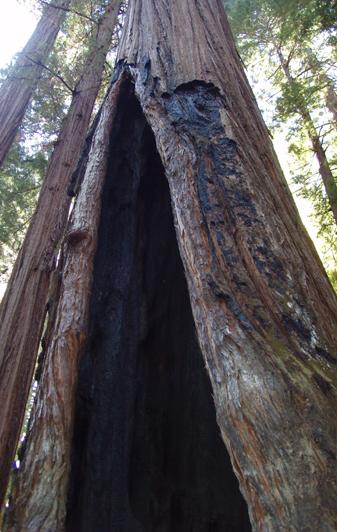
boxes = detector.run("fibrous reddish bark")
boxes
[7,0,337,530]
[114,1,337,529]
[0,0,71,168]
[5,76,125,531]
[0,0,121,509]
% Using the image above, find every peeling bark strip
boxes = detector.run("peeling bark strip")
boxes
[0,0,121,510]
[115,0,337,529]
[5,76,126,532]
[0,0,71,168]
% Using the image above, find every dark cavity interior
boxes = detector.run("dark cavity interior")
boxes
[66,81,251,532]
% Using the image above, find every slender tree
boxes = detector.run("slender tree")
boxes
[276,46,337,226]
[0,0,122,509]
[6,0,337,531]
[305,48,337,127]
[0,0,71,168]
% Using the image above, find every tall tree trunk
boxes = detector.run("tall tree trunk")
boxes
[7,1,337,531]
[5,76,125,531]
[0,0,71,168]
[0,0,121,510]
[116,6,337,527]
[277,48,337,225]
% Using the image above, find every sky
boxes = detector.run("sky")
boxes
[0,1,38,69]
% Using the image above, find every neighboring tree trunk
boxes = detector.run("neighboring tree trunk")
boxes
[0,0,71,168]
[277,48,337,225]
[326,84,337,125]
[306,48,337,126]
[0,0,121,510]
[5,76,126,531]
[6,1,337,531]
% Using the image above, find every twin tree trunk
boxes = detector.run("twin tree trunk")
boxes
[0,0,121,509]
[0,0,71,168]
[5,0,337,531]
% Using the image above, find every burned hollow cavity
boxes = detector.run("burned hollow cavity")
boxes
[66,81,251,532]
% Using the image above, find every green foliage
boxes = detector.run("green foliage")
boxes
[0,144,47,279]
[0,0,120,279]
[225,0,337,289]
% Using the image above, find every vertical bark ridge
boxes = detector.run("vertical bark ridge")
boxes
[0,0,122,510]
[5,76,126,532]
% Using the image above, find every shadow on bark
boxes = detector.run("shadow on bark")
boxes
[66,82,251,532]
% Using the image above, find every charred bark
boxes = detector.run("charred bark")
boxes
[66,88,250,532]
[0,0,71,168]
[113,1,337,529]
[0,0,121,509]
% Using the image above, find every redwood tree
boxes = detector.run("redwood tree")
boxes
[0,0,121,509]
[0,0,71,168]
[5,0,337,531]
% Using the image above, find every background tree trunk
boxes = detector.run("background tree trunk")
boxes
[0,0,71,168]
[0,0,121,510]
[277,48,337,225]
[306,48,337,127]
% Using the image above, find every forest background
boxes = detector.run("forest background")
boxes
[0,0,336,295]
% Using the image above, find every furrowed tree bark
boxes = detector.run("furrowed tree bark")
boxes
[277,48,337,226]
[0,0,71,168]
[5,77,125,531]
[110,1,337,529]
[0,0,121,510]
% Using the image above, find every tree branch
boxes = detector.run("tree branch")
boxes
[39,0,98,24]
[25,55,75,94]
